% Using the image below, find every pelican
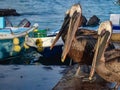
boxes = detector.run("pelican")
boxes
[50,4,114,77]
[89,21,120,89]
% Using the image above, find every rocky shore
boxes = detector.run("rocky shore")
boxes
[0,9,20,16]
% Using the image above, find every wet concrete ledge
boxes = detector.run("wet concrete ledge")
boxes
[53,64,119,90]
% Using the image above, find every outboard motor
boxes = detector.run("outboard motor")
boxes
[18,18,31,27]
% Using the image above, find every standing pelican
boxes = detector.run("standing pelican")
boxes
[89,21,120,89]
[50,4,114,77]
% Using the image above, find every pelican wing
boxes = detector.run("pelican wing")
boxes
[105,49,120,74]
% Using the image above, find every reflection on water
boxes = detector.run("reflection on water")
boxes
[0,48,72,65]
[0,49,70,90]
[0,65,67,90]
[0,50,120,90]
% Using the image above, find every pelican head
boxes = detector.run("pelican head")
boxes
[97,21,112,42]
[50,4,82,62]
[61,4,82,62]
[69,4,82,17]
[89,21,113,80]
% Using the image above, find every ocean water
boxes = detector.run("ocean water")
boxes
[0,0,120,31]
[0,0,120,90]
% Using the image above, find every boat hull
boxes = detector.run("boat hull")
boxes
[25,31,74,65]
[0,23,38,61]
[0,37,25,60]
[25,36,65,61]
[40,45,63,58]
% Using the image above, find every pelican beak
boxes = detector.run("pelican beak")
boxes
[61,10,82,62]
[50,13,70,50]
[89,21,112,80]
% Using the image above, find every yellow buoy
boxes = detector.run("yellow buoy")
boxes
[35,38,44,52]
[35,38,43,46]
[24,43,29,49]
[37,47,44,52]
[25,34,29,37]
[13,37,19,45]
[13,45,21,52]
[33,29,38,32]
[37,43,43,47]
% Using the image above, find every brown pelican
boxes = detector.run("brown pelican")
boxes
[89,21,120,89]
[50,4,114,77]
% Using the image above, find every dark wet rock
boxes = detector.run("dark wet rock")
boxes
[0,9,20,16]
[81,15,87,27]
[12,67,20,70]
[87,15,100,26]
[116,0,120,5]
[43,66,53,70]
[53,64,115,90]
[20,76,23,78]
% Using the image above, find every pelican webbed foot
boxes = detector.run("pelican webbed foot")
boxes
[81,75,96,83]
[74,66,88,78]
[74,65,95,82]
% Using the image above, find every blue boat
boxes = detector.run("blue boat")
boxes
[0,21,38,60]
